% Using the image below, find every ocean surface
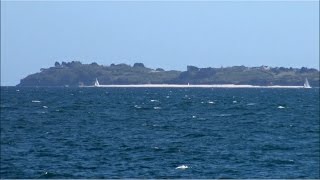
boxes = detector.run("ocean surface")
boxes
[1,87,319,178]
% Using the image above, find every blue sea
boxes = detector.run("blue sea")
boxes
[1,87,319,178]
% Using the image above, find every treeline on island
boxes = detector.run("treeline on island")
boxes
[18,61,320,87]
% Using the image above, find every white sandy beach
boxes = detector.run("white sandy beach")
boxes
[84,84,306,88]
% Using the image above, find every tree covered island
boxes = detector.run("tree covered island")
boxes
[18,61,319,87]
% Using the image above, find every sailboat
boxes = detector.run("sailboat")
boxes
[94,78,100,87]
[303,78,311,88]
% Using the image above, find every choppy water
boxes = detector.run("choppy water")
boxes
[1,87,319,178]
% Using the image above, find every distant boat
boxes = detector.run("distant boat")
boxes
[303,78,311,88]
[94,78,100,87]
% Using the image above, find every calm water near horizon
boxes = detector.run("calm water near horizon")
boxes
[1,87,319,178]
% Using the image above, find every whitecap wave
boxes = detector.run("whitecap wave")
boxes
[218,114,232,117]
[247,103,256,106]
[176,165,189,169]
[32,100,41,103]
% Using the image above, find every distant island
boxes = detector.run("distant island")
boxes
[18,61,319,87]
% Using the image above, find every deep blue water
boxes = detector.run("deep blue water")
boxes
[1,87,319,178]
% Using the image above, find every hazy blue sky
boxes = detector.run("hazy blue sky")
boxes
[1,1,319,86]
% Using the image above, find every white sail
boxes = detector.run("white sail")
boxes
[94,78,100,87]
[304,78,311,88]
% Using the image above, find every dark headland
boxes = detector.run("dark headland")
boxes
[17,61,319,87]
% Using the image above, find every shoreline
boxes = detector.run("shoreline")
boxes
[82,84,307,88]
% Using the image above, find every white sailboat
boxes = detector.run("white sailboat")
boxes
[303,78,311,88]
[94,78,100,87]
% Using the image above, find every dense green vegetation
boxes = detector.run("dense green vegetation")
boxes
[18,61,319,87]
